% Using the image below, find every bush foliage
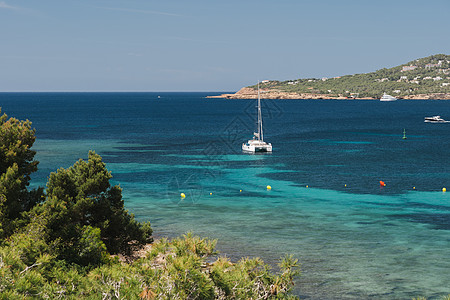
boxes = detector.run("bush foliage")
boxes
[0,109,300,299]
[0,233,300,299]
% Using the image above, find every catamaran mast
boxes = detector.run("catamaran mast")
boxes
[257,82,263,141]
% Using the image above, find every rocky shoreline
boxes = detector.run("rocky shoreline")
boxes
[207,87,450,100]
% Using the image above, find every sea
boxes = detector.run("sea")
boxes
[1,92,450,299]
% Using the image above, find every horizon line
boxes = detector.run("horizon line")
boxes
[0,90,234,93]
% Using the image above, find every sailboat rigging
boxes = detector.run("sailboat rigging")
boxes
[242,82,273,153]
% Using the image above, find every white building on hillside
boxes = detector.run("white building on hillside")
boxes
[402,65,417,72]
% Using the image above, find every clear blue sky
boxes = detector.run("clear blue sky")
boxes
[1,0,449,92]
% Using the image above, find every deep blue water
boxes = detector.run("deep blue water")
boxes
[1,92,450,299]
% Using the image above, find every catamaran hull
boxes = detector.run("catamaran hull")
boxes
[242,143,272,153]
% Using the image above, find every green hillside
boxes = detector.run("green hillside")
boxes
[255,54,450,98]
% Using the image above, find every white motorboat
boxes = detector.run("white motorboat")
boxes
[380,93,397,101]
[424,116,448,123]
[242,82,272,153]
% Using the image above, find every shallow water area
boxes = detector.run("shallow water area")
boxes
[2,92,450,299]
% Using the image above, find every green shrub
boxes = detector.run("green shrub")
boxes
[0,110,299,299]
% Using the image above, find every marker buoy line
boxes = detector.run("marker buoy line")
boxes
[177,183,446,195]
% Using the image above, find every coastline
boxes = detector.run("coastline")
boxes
[207,87,450,100]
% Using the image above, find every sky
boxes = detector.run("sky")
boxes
[0,0,449,92]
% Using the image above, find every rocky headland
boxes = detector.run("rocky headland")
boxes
[208,87,450,100]
[208,54,450,100]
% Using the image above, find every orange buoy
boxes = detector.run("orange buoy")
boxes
[379,181,386,187]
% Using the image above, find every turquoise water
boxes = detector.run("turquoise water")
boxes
[2,92,450,299]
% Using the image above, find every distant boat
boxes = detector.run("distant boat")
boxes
[380,93,397,101]
[424,116,448,123]
[242,82,273,153]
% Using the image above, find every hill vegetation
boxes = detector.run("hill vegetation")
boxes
[238,54,450,99]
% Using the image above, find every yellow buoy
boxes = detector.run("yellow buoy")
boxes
[413,187,416,190]
[210,192,212,195]
[180,193,186,198]
[267,185,272,190]
[240,189,242,192]
[443,188,446,192]
[306,185,308,188]
[344,184,347,187]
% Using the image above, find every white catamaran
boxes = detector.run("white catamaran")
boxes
[242,82,273,153]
